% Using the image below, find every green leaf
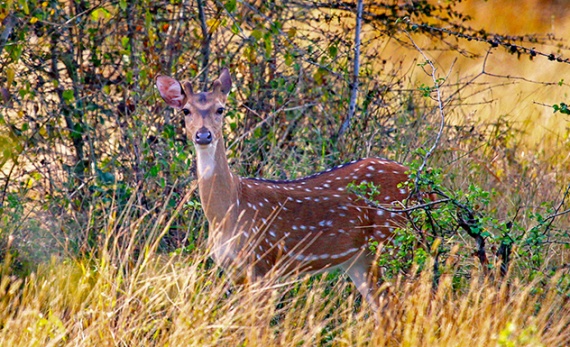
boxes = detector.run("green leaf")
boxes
[119,0,127,11]
[19,0,30,15]
[86,103,98,112]
[230,22,241,35]
[7,43,23,62]
[149,165,160,177]
[97,170,116,184]
[224,0,236,12]
[251,29,263,41]
[285,52,293,66]
[553,102,570,115]
[328,44,338,59]
[121,36,130,49]
[91,8,111,21]
[62,90,74,104]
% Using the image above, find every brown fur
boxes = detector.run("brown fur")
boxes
[156,69,411,309]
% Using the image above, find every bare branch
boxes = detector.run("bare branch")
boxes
[542,183,570,234]
[338,0,363,136]
[355,196,451,214]
[197,0,211,85]
[404,30,447,194]
[0,13,16,58]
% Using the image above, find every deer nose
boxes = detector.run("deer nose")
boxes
[195,127,212,145]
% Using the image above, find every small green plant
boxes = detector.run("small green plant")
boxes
[553,102,570,115]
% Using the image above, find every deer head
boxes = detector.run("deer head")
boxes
[156,69,232,148]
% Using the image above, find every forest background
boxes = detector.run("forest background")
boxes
[0,0,570,345]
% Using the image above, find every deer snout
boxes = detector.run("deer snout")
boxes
[195,127,213,145]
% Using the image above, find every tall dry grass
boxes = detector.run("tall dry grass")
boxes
[1,2,570,345]
[0,195,568,346]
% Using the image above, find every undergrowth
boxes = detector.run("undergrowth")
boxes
[0,196,569,346]
[1,0,570,344]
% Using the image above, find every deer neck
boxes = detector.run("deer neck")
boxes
[195,138,240,229]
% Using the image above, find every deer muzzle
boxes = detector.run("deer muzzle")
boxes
[195,127,213,145]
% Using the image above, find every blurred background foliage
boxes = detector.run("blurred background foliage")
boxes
[0,0,569,282]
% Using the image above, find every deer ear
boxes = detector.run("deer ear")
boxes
[183,81,194,96]
[212,68,232,95]
[156,75,186,109]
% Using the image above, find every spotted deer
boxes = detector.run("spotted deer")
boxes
[156,69,412,309]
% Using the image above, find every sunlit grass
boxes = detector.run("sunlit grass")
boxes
[1,1,570,345]
[1,197,568,346]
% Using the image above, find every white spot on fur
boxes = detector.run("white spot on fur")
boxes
[330,248,359,259]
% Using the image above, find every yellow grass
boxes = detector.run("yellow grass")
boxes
[2,1,570,346]
[0,199,568,347]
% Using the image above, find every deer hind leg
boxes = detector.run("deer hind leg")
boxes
[340,250,381,311]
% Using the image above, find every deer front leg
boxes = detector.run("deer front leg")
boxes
[340,251,382,312]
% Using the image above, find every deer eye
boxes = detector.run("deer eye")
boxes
[182,108,190,116]
[216,107,224,115]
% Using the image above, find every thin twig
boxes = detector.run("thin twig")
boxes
[404,30,446,190]
[354,195,451,214]
[338,0,363,136]
[542,183,570,233]
[227,103,316,151]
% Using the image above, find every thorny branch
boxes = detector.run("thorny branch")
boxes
[355,30,495,274]
[290,1,570,64]
[353,194,451,214]
[404,31,447,198]
[537,183,570,236]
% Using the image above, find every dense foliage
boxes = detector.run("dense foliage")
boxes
[1,0,569,345]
